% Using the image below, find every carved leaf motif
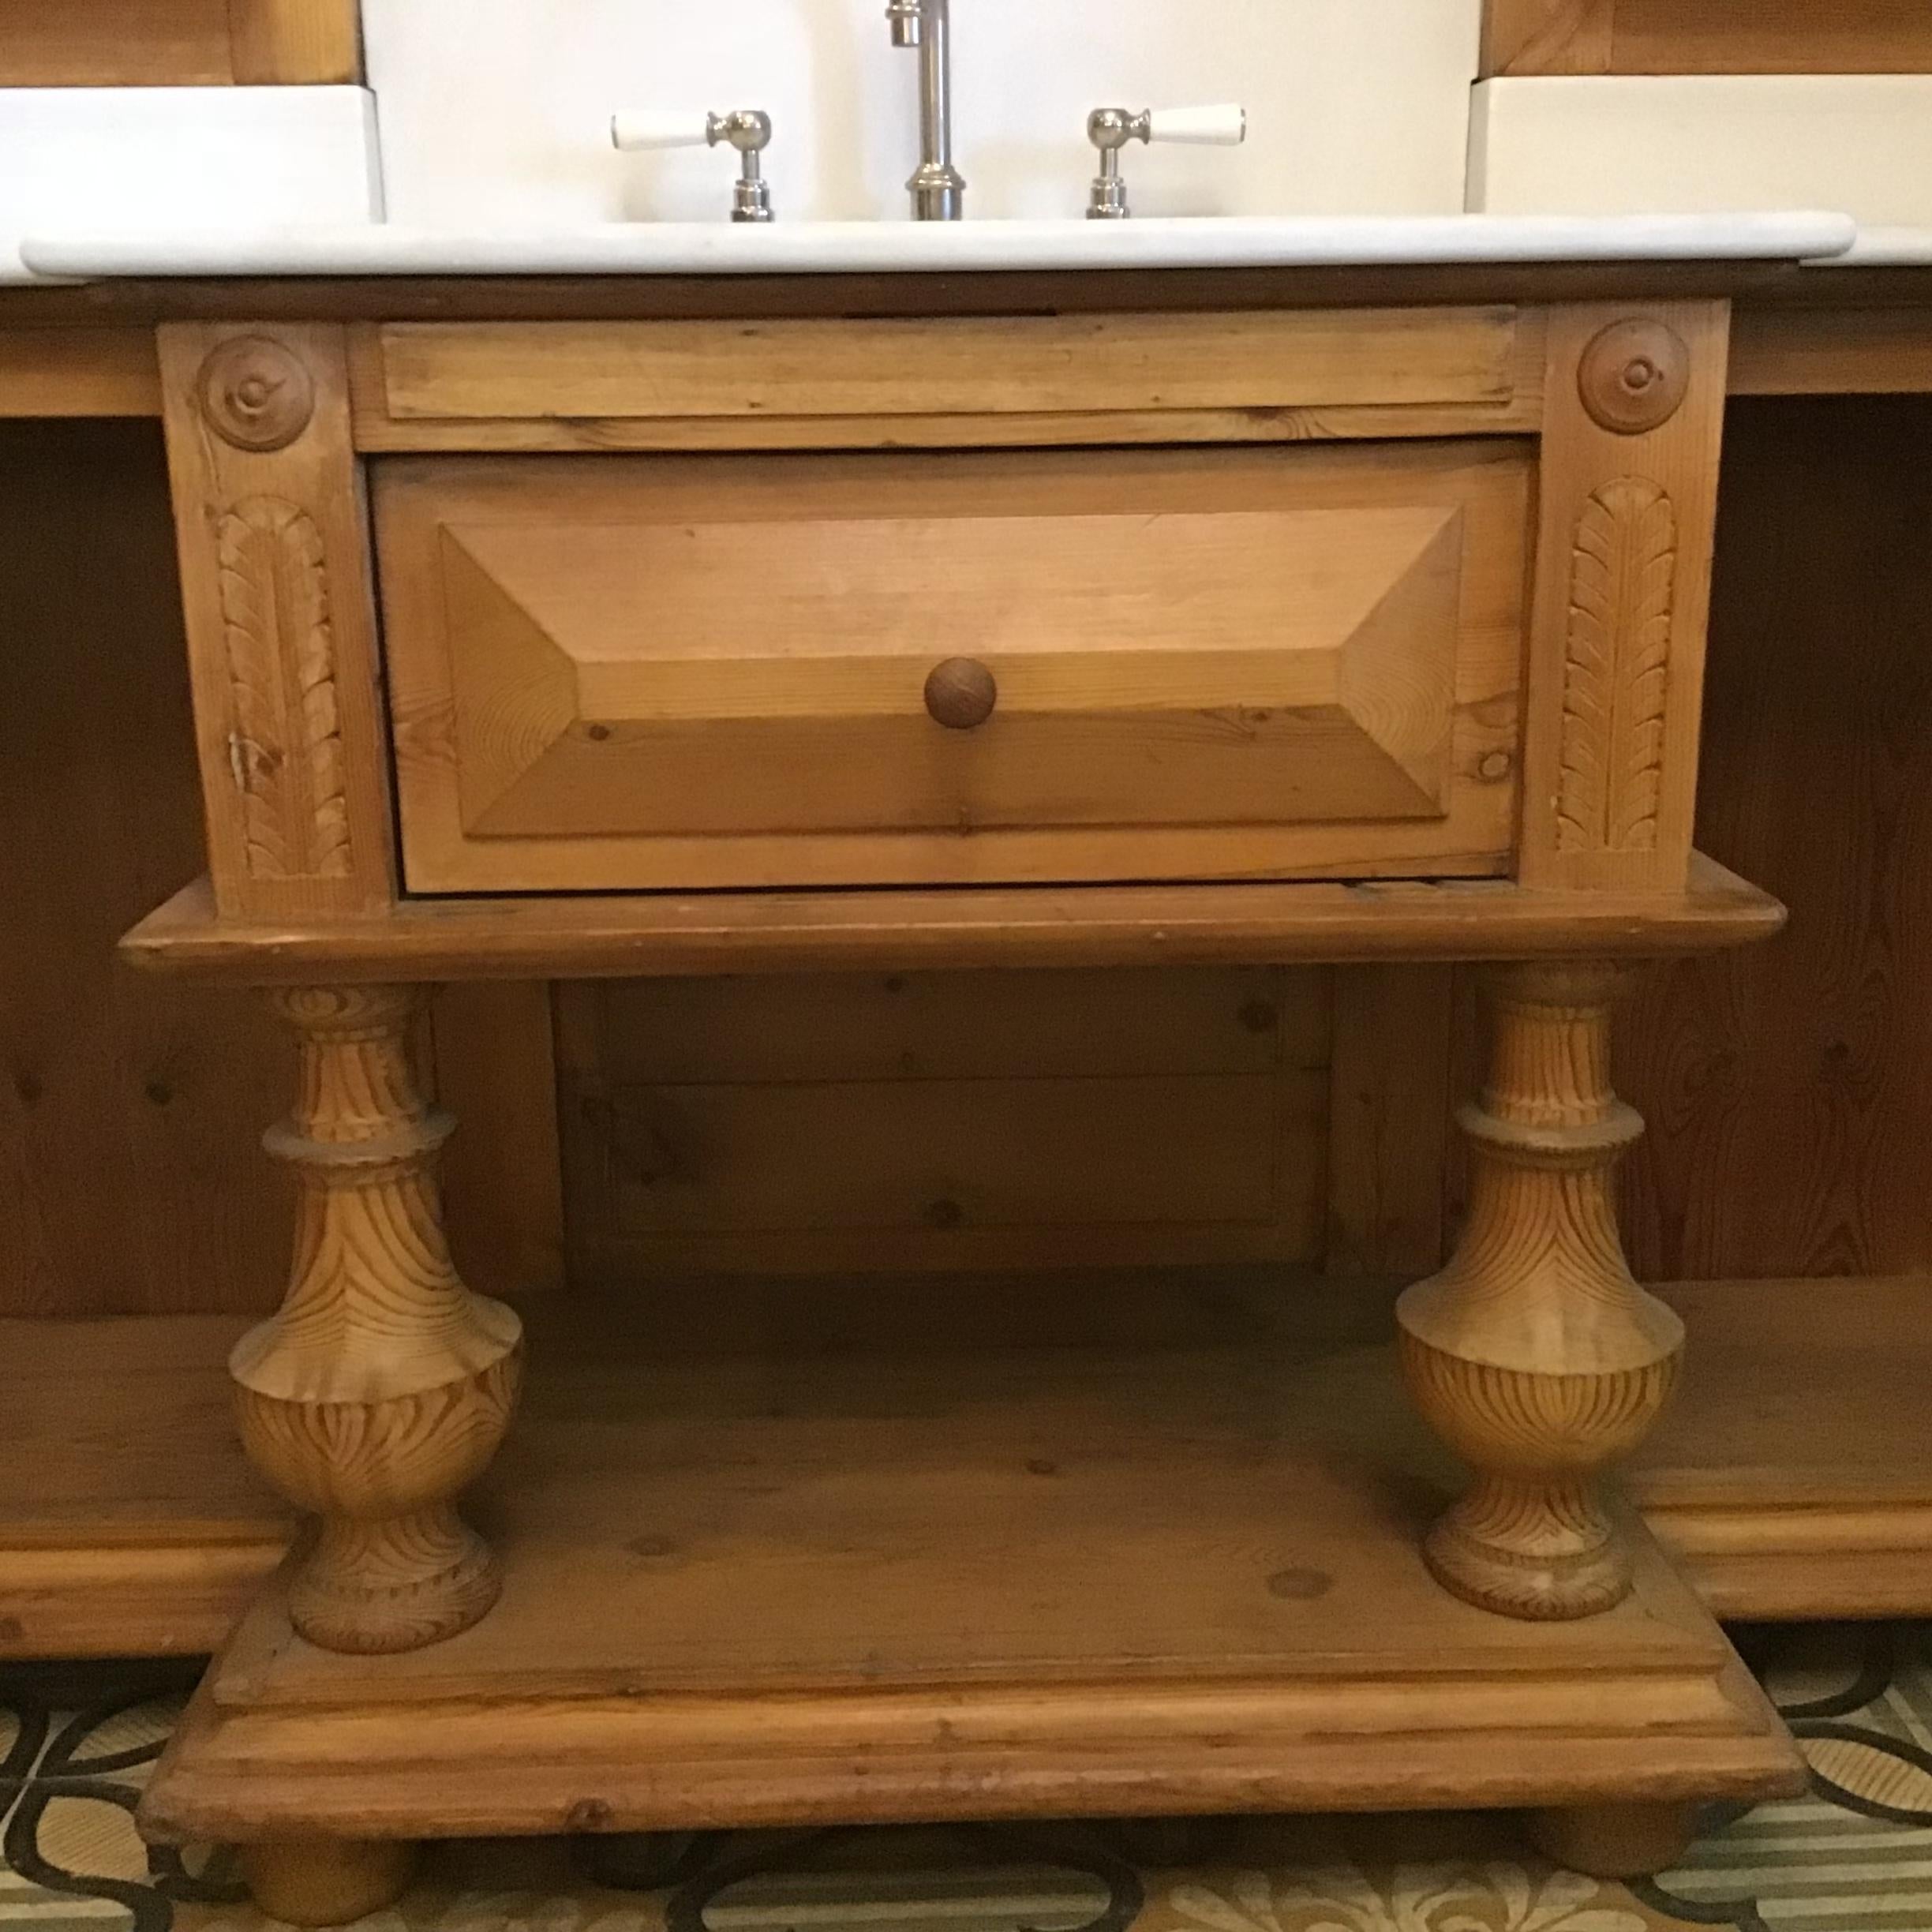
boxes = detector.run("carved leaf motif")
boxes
[216,496,352,878]
[1556,477,1676,854]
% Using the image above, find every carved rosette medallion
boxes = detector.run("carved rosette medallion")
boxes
[198,335,316,451]
[1578,319,1690,436]
[1556,477,1678,856]
[216,496,353,880]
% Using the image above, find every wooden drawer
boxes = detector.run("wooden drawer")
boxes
[376,441,1528,893]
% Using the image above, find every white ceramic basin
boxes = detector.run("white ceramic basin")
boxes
[19,211,1859,280]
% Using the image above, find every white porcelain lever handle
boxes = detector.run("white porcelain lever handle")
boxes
[610,110,716,152]
[1144,104,1246,145]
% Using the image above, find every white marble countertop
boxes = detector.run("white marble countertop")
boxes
[1826,225,1932,268]
[16,210,1860,281]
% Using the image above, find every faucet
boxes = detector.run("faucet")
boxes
[886,0,965,220]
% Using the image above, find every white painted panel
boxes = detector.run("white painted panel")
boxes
[0,86,381,281]
[1470,76,1932,227]
[363,0,1480,225]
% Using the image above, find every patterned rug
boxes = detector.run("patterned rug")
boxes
[3,1627,1927,1932]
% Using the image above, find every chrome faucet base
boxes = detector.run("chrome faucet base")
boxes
[909,163,966,223]
[890,0,964,222]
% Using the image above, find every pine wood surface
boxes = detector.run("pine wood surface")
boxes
[376,441,1526,893]
[0,1313,286,1657]
[230,986,523,1654]
[369,311,1524,421]
[9,1274,1930,1659]
[0,421,556,1317]
[1619,398,1932,1281]
[559,968,1332,1279]
[347,311,1544,453]
[0,419,295,1320]
[1398,962,1683,1619]
[158,324,399,922]
[1515,303,1728,895]
[138,1289,1800,1845]
[1633,1275,1932,1618]
[0,0,360,84]
[1729,309,1932,396]
[0,330,160,417]
[1481,0,1932,76]
[119,856,1786,984]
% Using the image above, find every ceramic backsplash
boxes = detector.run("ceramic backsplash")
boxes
[362,0,1481,225]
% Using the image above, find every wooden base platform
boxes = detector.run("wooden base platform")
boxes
[9,1274,1930,1664]
[139,1296,1800,1845]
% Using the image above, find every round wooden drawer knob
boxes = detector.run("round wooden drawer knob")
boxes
[923,657,998,730]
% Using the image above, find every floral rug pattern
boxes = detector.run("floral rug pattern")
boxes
[2,1628,1927,1932]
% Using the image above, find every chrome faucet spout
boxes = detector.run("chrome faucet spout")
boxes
[889,0,964,219]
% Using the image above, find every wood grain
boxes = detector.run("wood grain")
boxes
[376,440,1526,893]
[0,1314,287,1657]
[12,1275,1932,1660]
[429,983,565,1299]
[1326,968,1455,1275]
[1621,397,1932,1280]
[0,419,293,1318]
[1481,0,1932,75]
[559,970,1331,1279]
[139,1300,1799,1848]
[1634,1275,1932,1618]
[1398,962,1684,1619]
[227,0,361,85]
[120,856,1788,984]
[1518,303,1729,893]
[1729,308,1932,396]
[159,324,395,919]
[371,311,1522,423]
[230,986,523,1653]
[0,330,159,417]
[0,0,358,84]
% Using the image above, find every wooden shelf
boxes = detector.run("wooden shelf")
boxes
[140,1287,1801,1844]
[120,856,1784,984]
[0,1316,288,1657]
[1635,1276,1932,1619]
[11,1275,1930,1666]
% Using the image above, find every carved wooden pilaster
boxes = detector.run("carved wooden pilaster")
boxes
[1396,961,1682,1619]
[158,323,396,918]
[231,986,522,1653]
[1518,302,1729,893]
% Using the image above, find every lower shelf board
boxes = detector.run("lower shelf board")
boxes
[141,1311,1801,1843]
[0,1314,286,1658]
[6,1272,1930,1664]
[1636,1275,1932,1620]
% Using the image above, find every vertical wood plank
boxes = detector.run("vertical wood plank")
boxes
[1621,396,1932,1279]
[431,983,567,1298]
[0,420,289,1318]
[157,324,396,921]
[1517,301,1730,895]
[1326,966,1455,1276]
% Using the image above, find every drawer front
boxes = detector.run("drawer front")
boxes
[377,442,1528,893]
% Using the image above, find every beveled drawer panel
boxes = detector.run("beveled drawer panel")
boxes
[376,441,1528,893]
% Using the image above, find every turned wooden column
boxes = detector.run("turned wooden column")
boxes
[231,985,523,1653]
[1396,960,1682,1619]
